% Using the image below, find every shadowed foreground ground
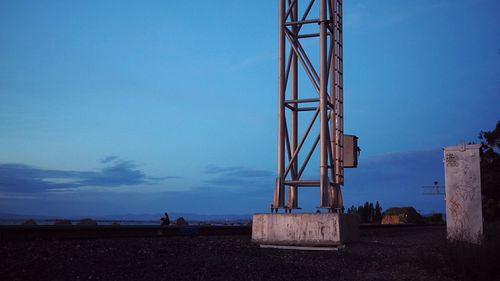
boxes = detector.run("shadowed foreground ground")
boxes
[1,225,498,281]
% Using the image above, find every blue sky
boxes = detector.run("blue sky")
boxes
[1,0,499,217]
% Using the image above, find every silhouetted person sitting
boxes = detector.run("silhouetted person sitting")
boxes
[160,212,170,226]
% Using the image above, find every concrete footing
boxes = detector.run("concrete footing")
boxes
[252,213,359,247]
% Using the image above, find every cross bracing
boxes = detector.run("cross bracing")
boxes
[272,0,345,212]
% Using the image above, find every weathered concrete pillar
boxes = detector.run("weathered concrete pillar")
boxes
[444,144,483,244]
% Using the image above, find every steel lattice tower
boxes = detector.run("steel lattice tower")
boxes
[272,0,345,212]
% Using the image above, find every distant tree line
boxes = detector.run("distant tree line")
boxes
[480,120,500,221]
[347,201,383,224]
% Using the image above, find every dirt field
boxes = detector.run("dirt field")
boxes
[1,225,498,281]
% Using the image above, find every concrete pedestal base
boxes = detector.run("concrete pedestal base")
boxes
[252,213,359,246]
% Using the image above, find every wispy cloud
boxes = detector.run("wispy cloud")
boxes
[203,165,274,192]
[0,151,447,215]
[0,157,174,193]
[101,155,118,164]
[347,148,443,187]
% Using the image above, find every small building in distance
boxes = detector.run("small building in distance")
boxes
[381,207,425,225]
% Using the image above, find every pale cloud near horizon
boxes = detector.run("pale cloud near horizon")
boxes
[0,149,447,214]
[0,157,175,194]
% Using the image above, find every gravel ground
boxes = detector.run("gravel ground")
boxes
[0,225,493,281]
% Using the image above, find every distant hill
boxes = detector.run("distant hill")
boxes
[0,212,54,220]
[0,212,252,222]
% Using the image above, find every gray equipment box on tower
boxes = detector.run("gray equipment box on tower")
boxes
[344,135,359,168]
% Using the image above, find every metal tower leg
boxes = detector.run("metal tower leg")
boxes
[287,0,299,210]
[273,0,286,209]
[319,0,330,208]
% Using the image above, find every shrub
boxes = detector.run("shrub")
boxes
[77,218,97,226]
[443,223,500,281]
[22,219,37,225]
[425,213,443,224]
[174,217,188,226]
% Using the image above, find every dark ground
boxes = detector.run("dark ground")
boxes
[1,225,499,281]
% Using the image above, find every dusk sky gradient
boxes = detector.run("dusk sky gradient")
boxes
[1,0,499,217]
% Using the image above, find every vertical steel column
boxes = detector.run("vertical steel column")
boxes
[287,0,299,210]
[328,0,338,209]
[338,0,345,188]
[334,0,344,209]
[319,0,330,208]
[272,0,286,209]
